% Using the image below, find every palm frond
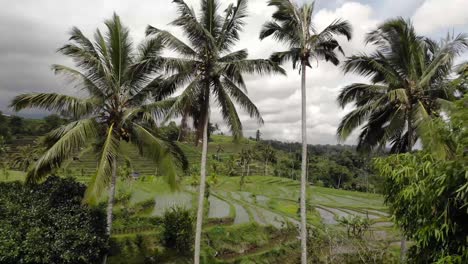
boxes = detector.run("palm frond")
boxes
[84,123,119,204]
[146,26,197,57]
[317,19,352,41]
[270,49,301,69]
[171,0,217,51]
[222,77,263,124]
[104,13,133,88]
[213,79,243,140]
[10,93,96,117]
[337,83,387,108]
[223,59,286,76]
[337,103,374,140]
[132,123,186,190]
[219,49,248,62]
[126,36,165,89]
[51,64,106,98]
[218,0,248,51]
[164,77,203,121]
[27,119,99,183]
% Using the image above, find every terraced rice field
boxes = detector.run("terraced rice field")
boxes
[125,176,395,236]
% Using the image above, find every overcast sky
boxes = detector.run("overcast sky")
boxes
[0,0,467,144]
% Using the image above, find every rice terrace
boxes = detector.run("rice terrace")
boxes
[0,0,467,263]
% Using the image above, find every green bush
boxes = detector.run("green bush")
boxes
[0,176,108,263]
[161,206,194,255]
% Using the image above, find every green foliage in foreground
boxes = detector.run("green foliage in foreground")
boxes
[0,176,108,263]
[162,207,194,255]
[375,96,468,263]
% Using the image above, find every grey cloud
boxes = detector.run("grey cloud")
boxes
[0,0,466,145]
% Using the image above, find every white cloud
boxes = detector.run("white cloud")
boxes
[413,0,468,34]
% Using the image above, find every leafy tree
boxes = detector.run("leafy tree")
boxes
[328,163,352,189]
[160,121,180,141]
[0,176,108,263]
[0,136,8,158]
[374,95,468,263]
[147,1,284,262]
[224,155,237,176]
[255,129,261,141]
[337,18,467,153]
[0,112,11,141]
[161,206,194,255]
[260,1,352,261]
[41,114,66,133]
[337,18,467,259]
[10,14,187,242]
[9,116,24,134]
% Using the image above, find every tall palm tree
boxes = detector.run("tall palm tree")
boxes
[146,1,285,262]
[10,14,187,239]
[260,1,352,262]
[337,18,467,261]
[337,18,467,153]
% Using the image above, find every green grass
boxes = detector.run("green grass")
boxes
[0,170,26,182]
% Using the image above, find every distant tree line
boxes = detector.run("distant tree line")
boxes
[264,139,383,192]
[0,112,66,142]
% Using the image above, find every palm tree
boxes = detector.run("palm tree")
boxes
[146,1,285,262]
[215,144,224,161]
[336,18,467,261]
[260,1,352,262]
[0,136,8,158]
[239,148,254,189]
[10,14,187,241]
[11,145,40,172]
[337,18,467,153]
[258,144,276,176]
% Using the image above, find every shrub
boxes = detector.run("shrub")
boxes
[161,206,194,255]
[336,215,371,238]
[0,176,108,263]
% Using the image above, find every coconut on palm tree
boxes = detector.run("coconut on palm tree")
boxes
[260,1,352,262]
[146,0,285,262]
[336,18,467,261]
[10,13,188,239]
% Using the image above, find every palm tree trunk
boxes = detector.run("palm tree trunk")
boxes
[194,112,209,264]
[300,60,308,264]
[178,112,188,142]
[242,161,246,177]
[106,159,117,234]
[103,158,117,264]
[400,116,413,263]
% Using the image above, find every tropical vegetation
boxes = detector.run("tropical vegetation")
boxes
[260,0,352,262]
[0,1,467,264]
[146,0,284,262]
[9,14,188,242]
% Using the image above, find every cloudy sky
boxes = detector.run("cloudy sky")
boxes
[0,0,467,144]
